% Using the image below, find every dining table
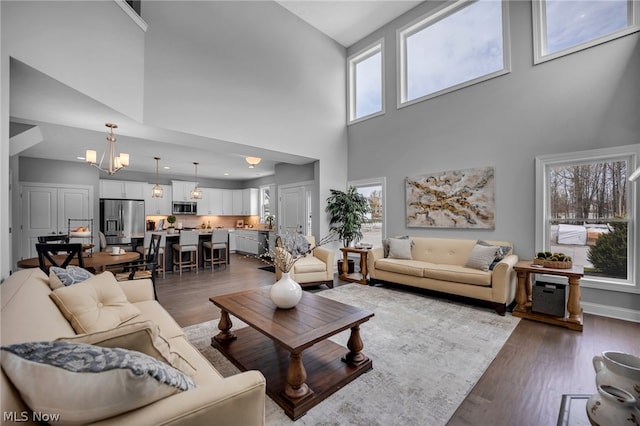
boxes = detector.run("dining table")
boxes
[16,251,141,273]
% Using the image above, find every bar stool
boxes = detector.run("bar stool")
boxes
[172,230,199,276]
[203,229,228,271]
[137,232,166,279]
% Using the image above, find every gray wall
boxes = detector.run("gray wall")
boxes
[346,1,640,315]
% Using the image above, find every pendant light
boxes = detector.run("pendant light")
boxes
[151,157,163,198]
[191,162,202,200]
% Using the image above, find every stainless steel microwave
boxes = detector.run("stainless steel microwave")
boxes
[172,201,197,215]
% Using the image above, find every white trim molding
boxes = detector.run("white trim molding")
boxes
[583,301,640,324]
[114,0,148,32]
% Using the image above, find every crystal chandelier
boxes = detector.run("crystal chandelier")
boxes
[86,123,129,175]
[191,162,202,200]
[151,157,163,198]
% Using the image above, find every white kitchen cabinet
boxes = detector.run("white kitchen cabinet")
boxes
[232,190,243,215]
[171,181,197,202]
[234,229,266,255]
[230,188,259,215]
[144,184,172,215]
[242,188,259,215]
[234,230,257,255]
[228,230,237,253]
[221,190,233,215]
[198,188,222,215]
[100,180,145,199]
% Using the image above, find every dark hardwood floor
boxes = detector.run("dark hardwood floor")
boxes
[156,254,640,425]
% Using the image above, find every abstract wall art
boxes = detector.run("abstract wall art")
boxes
[406,166,495,229]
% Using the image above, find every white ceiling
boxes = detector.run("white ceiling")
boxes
[276,1,422,47]
[10,1,423,180]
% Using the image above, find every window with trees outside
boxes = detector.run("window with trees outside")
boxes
[398,0,510,106]
[532,0,640,64]
[349,178,386,248]
[536,147,637,289]
[260,184,273,223]
[348,41,384,123]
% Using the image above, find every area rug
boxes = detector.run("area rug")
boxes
[183,284,520,425]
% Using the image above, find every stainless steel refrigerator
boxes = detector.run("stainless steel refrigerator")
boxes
[100,199,145,245]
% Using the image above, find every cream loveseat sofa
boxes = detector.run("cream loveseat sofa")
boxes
[1,268,265,425]
[367,237,518,315]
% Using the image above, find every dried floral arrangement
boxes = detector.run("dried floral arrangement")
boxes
[271,233,336,273]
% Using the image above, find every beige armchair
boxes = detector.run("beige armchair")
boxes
[275,236,335,288]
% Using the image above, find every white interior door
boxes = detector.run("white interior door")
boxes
[58,188,90,233]
[21,185,90,259]
[280,186,306,235]
[21,186,57,259]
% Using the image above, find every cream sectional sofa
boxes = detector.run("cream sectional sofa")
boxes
[1,268,266,425]
[367,237,518,315]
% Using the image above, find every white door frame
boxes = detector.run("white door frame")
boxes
[278,180,315,236]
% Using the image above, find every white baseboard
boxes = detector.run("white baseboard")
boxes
[582,301,640,323]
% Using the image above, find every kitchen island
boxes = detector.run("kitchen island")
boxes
[150,228,273,273]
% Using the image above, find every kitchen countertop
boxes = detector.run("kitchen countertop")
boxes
[152,228,274,235]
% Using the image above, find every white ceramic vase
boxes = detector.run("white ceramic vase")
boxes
[593,351,640,409]
[586,385,640,426]
[270,272,302,309]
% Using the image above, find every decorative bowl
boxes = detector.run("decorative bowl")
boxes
[533,258,573,269]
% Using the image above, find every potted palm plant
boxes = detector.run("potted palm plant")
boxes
[325,186,371,248]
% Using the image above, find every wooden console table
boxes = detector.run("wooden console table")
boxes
[339,247,369,285]
[512,260,584,331]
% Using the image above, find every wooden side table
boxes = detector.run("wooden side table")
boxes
[512,260,584,331]
[339,247,369,285]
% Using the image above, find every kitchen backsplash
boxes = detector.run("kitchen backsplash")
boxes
[146,215,271,230]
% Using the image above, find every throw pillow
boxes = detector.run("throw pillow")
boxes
[388,238,413,260]
[465,244,499,271]
[49,265,94,290]
[49,271,141,334]
[0,341,196,425]
[382,235,413,258]
[58,320,196,377]
[477,240,512,270]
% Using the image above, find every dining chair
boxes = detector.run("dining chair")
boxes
[116,234,161,300]
[35,243,84,274]
[37,235,70,244]
[172,230,199,276]
[203,229,228,271]
[137,232,166,279]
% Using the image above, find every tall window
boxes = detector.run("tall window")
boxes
[536,147,638,289]
[348,41,384,123]
[349,178,386,248]
[259,184,273,222]
[398,0,510,106]
[533,0,640,63]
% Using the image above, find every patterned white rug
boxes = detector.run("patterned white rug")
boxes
[183,284,520,425]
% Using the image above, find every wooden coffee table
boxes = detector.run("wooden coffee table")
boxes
[210,287,374,420]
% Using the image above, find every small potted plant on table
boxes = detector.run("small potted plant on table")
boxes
[166,215,177,234]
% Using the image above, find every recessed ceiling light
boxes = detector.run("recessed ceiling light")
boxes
[163,166,171,170]
[224,172,229,176]
[77,156,86,160]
